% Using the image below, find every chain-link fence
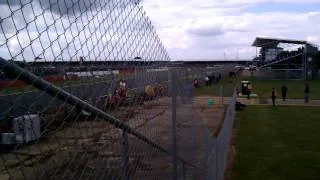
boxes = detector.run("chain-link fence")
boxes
[0,1,237,179]
[257,68,304,80]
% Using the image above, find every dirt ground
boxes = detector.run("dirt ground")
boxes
[241,69,256,77]
[0,96,226,179]
[194,96,226,136]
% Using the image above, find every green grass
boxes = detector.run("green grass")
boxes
[235,76,320,99]
[194,76,320,99]
[193,77,236,97]
[230,106,320,180]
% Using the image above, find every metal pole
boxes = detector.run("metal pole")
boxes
[215,139,219,180]
[182,162,186,180]
[121,131,130,180]
[203,129,209,180]
[302,44,306,80]
[220,85,224,106]
[171,70,177,180]
[304,46,308,80]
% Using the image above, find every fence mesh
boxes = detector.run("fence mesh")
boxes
[0,0,171,179]
[0,1,237,179]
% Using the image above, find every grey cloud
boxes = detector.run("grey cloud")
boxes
[39,0,100,16]
[186,23,251,38]
[0,0,140,16]
[0,0,21,5]
[0,0,142,34]
[0,3,34,34]
[0,0,157,61]
[187,26,224,37]
[308,13,320,25]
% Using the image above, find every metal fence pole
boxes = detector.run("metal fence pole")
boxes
[215,138,219,180]
[182,162,186,180]
[220,85,224,106]
[209,140,216,180]
[171,70,178,180]
[121,131,130,180]
[203,129,210,180]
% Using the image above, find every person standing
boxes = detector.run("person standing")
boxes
[272,88,277,107]
[236,86,240,97]
[281,83,288,101]
[247,83,252,99]
[217,73,221,82]
[119,80,124,88]
[193,79,199,88]
[209,75,215,85]
[122,80,127,89]
[205,76,209,86]
[304,83,310,103]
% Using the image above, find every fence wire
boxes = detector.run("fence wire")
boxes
[0,1,237,179]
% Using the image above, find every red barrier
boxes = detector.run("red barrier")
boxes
[0,75,80,89]
[119,68,135,76]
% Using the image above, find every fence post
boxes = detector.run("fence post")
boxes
[203,129,210,180]
[215,138,219,180]
[121,131,130,180]
[220,85,224,106]
[171,70,177,180]
[182,162,186,180]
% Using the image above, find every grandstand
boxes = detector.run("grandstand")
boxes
[252,37,319,80]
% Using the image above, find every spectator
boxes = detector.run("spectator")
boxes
[193,79,199,88]
[236,86,240,97]
[209,75,215,85]
[304,83,310,103]
[271,88,277,107]
[281,83,288,101]
[205,76,209,86]
[122,80,127,89]
[229,71,236,77]
[119,79,126,89]
[235,101,246,111]
[119,80,124,88]
[247,83,252,99]
[217,73,221,82]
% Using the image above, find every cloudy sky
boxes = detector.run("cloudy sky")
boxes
[0,0,319,62]
[142,0,320,60]
[0,0,169,62]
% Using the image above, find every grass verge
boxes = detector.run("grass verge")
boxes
[228,106,320,180]
[194,75,320,100]
[234,76,320,100]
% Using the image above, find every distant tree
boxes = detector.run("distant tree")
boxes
[79,56,85,63]
[34,56,42,60]
[134,56,142,60]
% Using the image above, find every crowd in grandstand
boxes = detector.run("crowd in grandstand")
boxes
[275,47,304,60]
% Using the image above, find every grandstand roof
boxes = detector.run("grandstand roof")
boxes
[252,37,307,48]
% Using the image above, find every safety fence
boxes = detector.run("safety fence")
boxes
[202,90,236,180]
[257,68,304,80]
[0,0,237,179]
[0,59,236,179]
